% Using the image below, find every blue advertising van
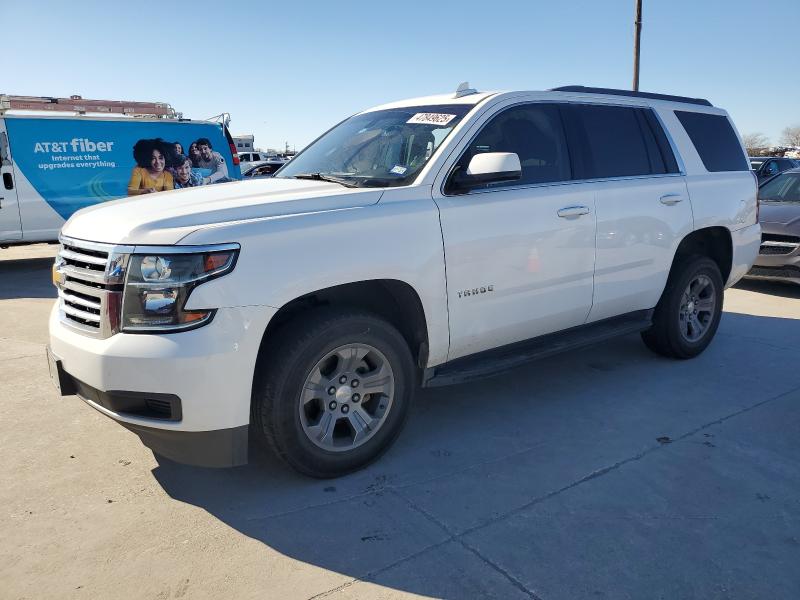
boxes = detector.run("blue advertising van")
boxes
[0,96,241,245]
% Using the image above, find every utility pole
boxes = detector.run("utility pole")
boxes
[632,0,643,91]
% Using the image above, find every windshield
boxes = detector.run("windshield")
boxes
[750,159,765,168]
[760,172,800,202]
[276,104,473,187]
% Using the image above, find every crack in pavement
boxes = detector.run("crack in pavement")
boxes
[256,381,800,600]
[0,337,46,350]
[240,444,551,524]
[717,331,800,353]
[306,538,452,600]
[393,488,542,600]
[453,381,800,541]
[311,381,800,599]
[0,354,43,363]
[307,489,542,600]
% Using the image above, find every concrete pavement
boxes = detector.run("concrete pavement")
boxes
[2,244,799,599]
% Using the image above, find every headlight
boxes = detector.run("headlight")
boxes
[121,244,239,333]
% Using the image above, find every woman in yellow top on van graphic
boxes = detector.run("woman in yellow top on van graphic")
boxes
[127,138,174,195]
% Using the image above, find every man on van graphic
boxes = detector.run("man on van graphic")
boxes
[194,137,230,184]
[172,154,203,189]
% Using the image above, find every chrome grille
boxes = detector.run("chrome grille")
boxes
[54,237,132,339]
[759,241,799,256]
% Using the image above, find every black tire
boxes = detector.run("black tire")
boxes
[641,255,724,359]
[252,309,416,478]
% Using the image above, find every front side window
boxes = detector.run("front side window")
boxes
[277,104,473,188]
[447,103,571,192]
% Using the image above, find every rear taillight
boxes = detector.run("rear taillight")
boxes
[229,143,240,166]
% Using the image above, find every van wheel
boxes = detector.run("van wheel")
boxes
[252,310,415,478]
[641,255,724,359]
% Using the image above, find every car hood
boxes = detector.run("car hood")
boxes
[759,202,800,226]
[61,178,383,245]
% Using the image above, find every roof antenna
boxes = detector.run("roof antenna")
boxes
[454,82,478,98]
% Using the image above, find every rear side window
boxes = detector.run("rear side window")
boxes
[568,105,650,178]
[674,111,748,172]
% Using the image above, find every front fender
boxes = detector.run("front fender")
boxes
[180,193,450,366]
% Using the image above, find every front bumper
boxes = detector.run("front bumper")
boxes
[745,224,800,284]
[48,303,277,467]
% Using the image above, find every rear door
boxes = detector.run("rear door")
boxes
[0,119,22,242]
[562,103,693,322]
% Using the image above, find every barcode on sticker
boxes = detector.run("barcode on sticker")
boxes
[407,113,456,126]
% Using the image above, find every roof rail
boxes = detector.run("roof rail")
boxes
[0,94,178,118]
[549,86,712,107]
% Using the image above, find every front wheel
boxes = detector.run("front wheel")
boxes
[642,255,724,359]
[252,310,415,478]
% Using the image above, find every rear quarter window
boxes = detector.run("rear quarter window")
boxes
[674,111,748,172]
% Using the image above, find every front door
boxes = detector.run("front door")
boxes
[433,102,597,361]
[0,120,22,242]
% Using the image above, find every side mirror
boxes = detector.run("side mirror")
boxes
[450,152,522,192]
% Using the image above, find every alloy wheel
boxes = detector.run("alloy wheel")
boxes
[299,343,395,452]
[678,274,716,343]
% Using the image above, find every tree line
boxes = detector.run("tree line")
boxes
[743,126,800,156]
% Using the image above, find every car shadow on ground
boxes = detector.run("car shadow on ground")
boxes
[150,311,800,599]
[0,257,57,300]
[735,278,800,299]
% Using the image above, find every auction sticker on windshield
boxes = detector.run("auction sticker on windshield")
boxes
[407,113,456,126]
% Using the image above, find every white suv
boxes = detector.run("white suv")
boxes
[48,85,761,477]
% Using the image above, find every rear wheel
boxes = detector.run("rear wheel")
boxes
[642,255,724,359]
[252,310,415,478]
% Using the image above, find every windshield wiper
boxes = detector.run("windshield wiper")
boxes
[290,173,358,188]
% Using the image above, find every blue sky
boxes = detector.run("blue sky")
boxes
[3,0,798,150]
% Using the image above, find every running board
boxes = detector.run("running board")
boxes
[423,310,653,388]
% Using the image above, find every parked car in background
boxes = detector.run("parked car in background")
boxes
[747,168,800,284]
[239,151,287,170]
[750,156,800,182]
[242,160,286,178]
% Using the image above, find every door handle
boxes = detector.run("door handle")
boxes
[659,193,683,205]
[557,205,590,218]
[2,172,12,190]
